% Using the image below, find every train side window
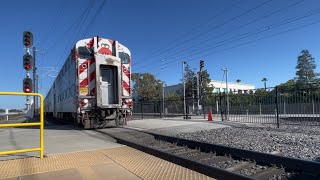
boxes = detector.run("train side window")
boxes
[119,52,129,64]
[78,46,93,59]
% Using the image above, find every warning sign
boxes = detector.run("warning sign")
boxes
[80,87,88,95]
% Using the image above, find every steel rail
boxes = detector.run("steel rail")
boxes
[147,132,320,176]
[96,129,253,180]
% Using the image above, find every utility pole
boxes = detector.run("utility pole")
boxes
[221,68,229,120]
[33,47,38,116]
[182,61,186,119]
[197,71,200,114]
[162,82,165,118]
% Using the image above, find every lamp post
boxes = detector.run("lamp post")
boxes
[221,68,229,120]
[261,78,267,91]
[160,81,166,118]
[182,61,187,119]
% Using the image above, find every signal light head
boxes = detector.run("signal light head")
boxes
[23,54,32,71]
[23,77,33,93]
[23,31,33,47]
[200,60,204,69]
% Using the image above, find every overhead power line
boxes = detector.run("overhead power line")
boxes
[165,8,320,63]
[38,2,66,48]
[149,17,320,74]
[134,0,243,66]
[134,0,305,72]
[134,0,273,67]
[44,0,96,54]
[82,0,107,38]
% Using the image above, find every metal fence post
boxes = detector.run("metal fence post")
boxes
[259,103,261,115]
[159,100,162,118]
[203,98,206,119]
[275,86,280,128]
[141,101,144,119]
[312,100,315,115]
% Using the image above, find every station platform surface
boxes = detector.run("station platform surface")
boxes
[0,146,214,180]
[0,120,121,161]
[126,118,229,136]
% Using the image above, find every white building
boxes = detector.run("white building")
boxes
[210,80,255,94]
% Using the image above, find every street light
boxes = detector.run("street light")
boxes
[160,81,166,118]
[182,61,187,119]
[221,68,229,120]
[261,78,267,91]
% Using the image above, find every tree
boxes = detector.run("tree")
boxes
[182,64,196,98]
[296,50,317,84]
[277,79,295,92]
[200,70,214,97]
[132,73,163,101]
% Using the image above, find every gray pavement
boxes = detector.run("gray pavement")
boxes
[0,119,122,161]
[126,118,229,136]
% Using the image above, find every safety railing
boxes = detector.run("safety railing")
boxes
[0,92,44,158]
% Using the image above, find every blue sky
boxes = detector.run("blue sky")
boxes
[1,0,320,108]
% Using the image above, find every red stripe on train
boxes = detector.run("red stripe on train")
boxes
[122,81,130,94]
[89,71,96,82]
[80,78,88,86]
[90,87,96,95]
[86,38,94,48]
[79,60,89,74]
[89,58,95,65]
[122,65,130,77]
[98,48,112,55]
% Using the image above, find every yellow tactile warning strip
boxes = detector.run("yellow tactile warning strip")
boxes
[0,146,215,180]
[101,146,214,180]
[0,149,111,179]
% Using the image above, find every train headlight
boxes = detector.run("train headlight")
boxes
[83,99,89,104]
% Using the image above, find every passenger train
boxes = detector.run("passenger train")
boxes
[44,36,132,129]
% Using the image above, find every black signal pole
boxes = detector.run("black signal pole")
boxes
[33,46,37,115]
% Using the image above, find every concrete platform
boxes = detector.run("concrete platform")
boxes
[126,119,229,136]
[0,119,121,161]
[0,146,214,180]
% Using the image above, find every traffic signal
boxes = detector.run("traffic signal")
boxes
[200,60,204,69]
[23,31,33,47]
[193,77,197,89]
[23,54,33,70]
[200,73,204,83]
[23,77,33,93]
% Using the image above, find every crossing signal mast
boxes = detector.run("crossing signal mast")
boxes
[23,31,33,111]
[199,60,205,95]
[199,60,205,117]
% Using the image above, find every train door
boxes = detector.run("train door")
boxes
[100,65,118,105]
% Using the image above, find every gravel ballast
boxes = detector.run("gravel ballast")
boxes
[177,123,320,161]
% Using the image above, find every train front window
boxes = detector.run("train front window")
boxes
[119,52,129,64]
[78,46,93,59]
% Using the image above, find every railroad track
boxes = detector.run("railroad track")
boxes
[96,127,320,180]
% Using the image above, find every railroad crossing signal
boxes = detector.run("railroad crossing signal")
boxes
[200,60,204,70]
[23,54,32,71]
[23,31,33,47]
[200,73,204,82]
[23,77,33,93]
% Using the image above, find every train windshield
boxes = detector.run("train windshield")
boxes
[119,52,129,64]
[78,46,93,59]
